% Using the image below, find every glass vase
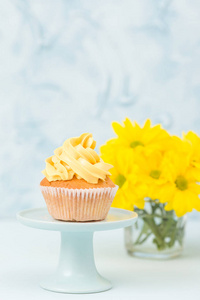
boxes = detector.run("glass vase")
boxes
[124,200,186,259]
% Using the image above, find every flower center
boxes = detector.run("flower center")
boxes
[175,176,188,191]
[130,140,144,148]
[115,174,126,188]
[150,170,161,179]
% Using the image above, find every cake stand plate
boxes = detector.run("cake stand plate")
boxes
[17,207,137,294]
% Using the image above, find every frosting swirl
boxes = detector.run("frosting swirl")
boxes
[42,133,113,184]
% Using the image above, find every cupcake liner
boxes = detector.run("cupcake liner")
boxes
[40,185,118,222]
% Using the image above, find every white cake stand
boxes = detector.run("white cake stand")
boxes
[17,207,137,294]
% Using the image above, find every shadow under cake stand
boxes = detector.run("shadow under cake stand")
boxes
[17,207,137,294]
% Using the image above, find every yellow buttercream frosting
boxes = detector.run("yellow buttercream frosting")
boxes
[42,133,113,184]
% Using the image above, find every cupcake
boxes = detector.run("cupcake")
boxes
[40,133,118,222]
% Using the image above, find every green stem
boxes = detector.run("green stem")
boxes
[168,219,178,247]
[134,228,145,245]
[137,232,152,245]
[133,200,183,251]
[142,216,165,249]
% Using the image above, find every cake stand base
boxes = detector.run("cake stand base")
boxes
[17,207,137,294]
[40,232,111,293]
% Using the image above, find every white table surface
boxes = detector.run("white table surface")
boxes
[0,217,200,300]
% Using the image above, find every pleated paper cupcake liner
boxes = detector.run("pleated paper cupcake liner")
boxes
[40,185,118,222]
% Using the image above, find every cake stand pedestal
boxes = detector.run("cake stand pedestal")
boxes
[17,207,137,294]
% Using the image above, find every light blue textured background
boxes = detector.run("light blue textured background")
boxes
[1,0,200,217]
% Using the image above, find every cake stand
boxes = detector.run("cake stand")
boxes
[17,207,137,294]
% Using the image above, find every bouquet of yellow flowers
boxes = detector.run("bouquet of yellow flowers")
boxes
[100,118,200,256]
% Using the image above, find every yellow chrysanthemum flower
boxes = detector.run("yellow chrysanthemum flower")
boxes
[111,118,170,153]
[100,147,147,210]
[157,153,200,217]
[135,150,168,200]
[183,131,200,181]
